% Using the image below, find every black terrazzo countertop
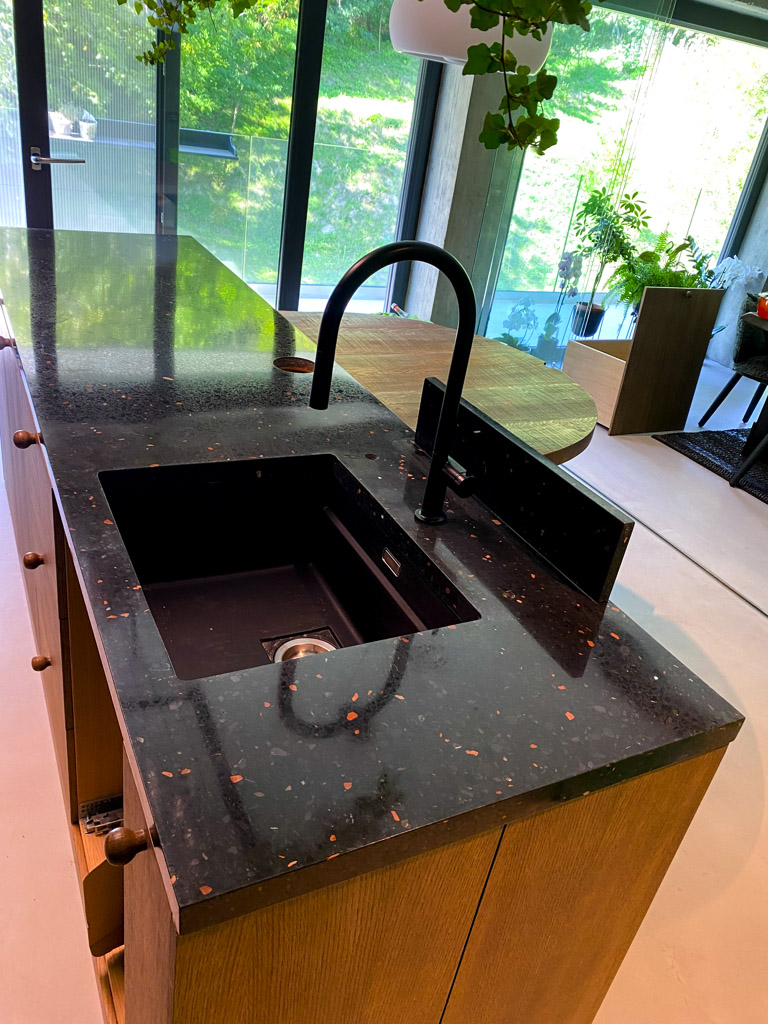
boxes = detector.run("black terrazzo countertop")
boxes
[0,229,742,933]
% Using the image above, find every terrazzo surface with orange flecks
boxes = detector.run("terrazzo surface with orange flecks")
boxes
[0,227,742,934]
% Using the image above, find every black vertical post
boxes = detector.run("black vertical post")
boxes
[719,116,768,261]
[13,0,53,228]
[156,30,181,235]
[152,235,177,383]
[275,0,329,311]
[386,60,443,312]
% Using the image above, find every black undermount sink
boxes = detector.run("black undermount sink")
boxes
[99,455,479,680]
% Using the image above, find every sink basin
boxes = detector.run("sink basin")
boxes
[99,454,479,680]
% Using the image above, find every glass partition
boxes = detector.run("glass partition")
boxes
[483,6,768,367]
[43,0,156,232]
[0,0,24,227]
[177,4,298,301]
[299,0,420,312]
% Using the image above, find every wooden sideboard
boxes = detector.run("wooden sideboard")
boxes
[562,286,725,435]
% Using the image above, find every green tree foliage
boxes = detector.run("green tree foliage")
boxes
[172,0,419,285]
[44,0,155,122]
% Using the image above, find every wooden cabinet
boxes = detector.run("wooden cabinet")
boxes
[113,748,724,1024]
[0,320,731,1024]
[1,340,125,1016]
[442,750,723,1024]
[562,286,725,435]
[0,344,74,813]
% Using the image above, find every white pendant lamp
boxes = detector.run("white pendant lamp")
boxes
[390,0,552,72]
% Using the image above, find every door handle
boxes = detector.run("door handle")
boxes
[30,146,85,170]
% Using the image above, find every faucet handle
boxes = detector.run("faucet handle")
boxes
[443,457,475,498]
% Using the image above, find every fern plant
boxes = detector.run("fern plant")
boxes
[605,232,712,316]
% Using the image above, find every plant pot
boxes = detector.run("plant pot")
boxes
[79,119,97,141]
[571,302,605,339]
[389,0,552,69]
[534,334,559,363]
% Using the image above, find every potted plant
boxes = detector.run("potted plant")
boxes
[561,225,730,434]
[495,297,538,350]
[571,187,650,338]
[533,249,581,362]
[605,231,712,326]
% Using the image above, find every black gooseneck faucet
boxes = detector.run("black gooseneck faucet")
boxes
[309,240,477,525]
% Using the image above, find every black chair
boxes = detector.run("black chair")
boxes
[698,293,768,427]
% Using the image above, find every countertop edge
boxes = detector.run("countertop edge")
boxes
[176,723,741,934]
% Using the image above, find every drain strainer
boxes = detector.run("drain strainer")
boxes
[261,627,339,663]
[273,637,337,662]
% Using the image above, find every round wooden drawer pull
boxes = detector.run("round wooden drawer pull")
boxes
[31,655,52,672]
[13,430,42,449]
[23,552,45,570]
[0,337,13,350]
[105,826,154,866]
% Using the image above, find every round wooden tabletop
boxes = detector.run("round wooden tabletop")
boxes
[281,312,597,464]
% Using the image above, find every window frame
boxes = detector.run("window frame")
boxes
[475,0,768,335]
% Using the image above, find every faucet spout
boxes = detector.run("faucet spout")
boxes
[309,241,477,525]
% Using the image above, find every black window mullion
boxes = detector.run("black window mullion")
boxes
[276,0,329,311]
[719,117,768,261]
[156,30,180,235]
[13,0,53,229]
[387,59,444,313]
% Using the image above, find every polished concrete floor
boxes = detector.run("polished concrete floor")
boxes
[1,357,767,1022]
[0,479,104,1024]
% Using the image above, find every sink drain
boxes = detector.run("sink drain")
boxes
[273,636,337,662]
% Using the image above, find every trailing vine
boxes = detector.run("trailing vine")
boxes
[436,0,593,154]
[117,0,293,65]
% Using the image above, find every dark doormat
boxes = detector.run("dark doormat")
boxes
[653,427,768,506]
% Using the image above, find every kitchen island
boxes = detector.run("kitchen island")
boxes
[0,229,742,1024]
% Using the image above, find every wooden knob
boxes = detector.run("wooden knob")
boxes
[31,655,51,671]
[23,552,45,570]
[105,826,152,866]
[0,337,12,350]
[13,430,41,449]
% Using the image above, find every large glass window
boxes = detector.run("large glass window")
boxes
[177,4,299,298]
[43,0,156,232]
[7,2,420,312]
[484,8,768,366]
[298,0,420,312]
[0,0,24,228]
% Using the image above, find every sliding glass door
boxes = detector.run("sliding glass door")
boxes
[298,0,421,312]
[6,0,429,313]
[8,0,155,231]
[43,0,156,232]
[0,0,23,226]
[176,3,299,299]
[481,5,768,365]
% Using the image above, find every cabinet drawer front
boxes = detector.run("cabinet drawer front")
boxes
[0,348,61,643]
[21,485,60,654]
[1,346,38,554]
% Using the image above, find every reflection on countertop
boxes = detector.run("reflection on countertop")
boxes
[0,228,742,932]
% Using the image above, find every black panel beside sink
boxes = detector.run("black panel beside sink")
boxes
[99,455,479,680]
[416,377,634,604]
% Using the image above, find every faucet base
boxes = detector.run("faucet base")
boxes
[414,507,447,525]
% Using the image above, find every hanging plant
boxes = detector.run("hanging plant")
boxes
[118,0,294,65]
[427,0,592,154]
